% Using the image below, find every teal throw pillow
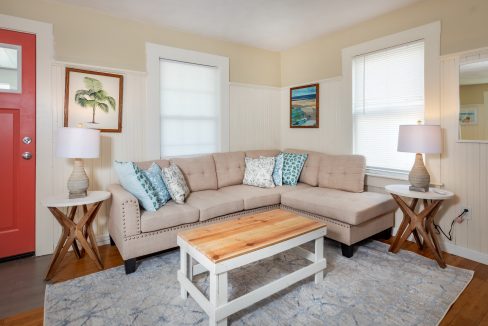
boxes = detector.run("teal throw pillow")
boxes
[144,163,171,205]
[282,152,308,186]
[114,161,162,212]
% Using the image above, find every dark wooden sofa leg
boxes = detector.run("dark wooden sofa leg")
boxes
[109,235,115,246]
[124,258,137,274]
[341,244,354,258]
[374,227,393,240]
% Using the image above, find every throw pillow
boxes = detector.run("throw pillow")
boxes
[261,153,284,186]
[114,161,162,212]
[144,163,171,205]
[161,162,190,204]
[282,152,308,186]
[243,157,276,188]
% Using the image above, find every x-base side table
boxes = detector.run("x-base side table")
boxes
[42,191,111,280]
[385,184,454,268]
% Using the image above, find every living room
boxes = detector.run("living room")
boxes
[1,0,488,325]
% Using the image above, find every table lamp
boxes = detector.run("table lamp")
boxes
[56,127,100,198]
[397,124,442,192]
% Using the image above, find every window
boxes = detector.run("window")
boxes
[146,43,229,159]
[352,40,425,172]
[160,60,219,157]
[0,44,21,93]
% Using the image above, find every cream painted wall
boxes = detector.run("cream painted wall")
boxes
[460,83,488,104]
[281,0,488,86]
[0,0,281,87]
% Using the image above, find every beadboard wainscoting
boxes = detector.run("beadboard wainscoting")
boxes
[229,83,281,151]
[41,65,285,254]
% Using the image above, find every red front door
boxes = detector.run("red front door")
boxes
[0,29,36,259]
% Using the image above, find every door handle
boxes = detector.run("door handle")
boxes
[22,152,32,160]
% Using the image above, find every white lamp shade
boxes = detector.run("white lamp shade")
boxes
[397,125,442,154]
[56,127,100,158]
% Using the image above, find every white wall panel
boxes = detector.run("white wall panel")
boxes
[229,83,281,151]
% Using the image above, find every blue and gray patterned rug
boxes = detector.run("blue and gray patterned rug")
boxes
[44,241,473,326]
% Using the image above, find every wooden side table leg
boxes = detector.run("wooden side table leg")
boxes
[408,198,424,250]
[46,207,78,280]
[389,215,409,252]
[417,226,446,268]
[87,219,102,262]
[390,195,418,253]
[424,200,445,267]
[67,206,82,259]
[76,202,104,270]
[45,223,68,280]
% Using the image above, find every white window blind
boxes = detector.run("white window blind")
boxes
[352,40,425,172]
[160,59,220,157]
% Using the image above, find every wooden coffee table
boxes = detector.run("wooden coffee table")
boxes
[177,209,327,326]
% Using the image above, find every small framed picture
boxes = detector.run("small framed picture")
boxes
[459,108,478,125]
[290,83,319,128]
[64,67,123,132]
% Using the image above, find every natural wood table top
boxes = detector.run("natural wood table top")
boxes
[178,209,326,263]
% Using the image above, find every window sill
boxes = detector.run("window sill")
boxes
[365,169,443,187]
[365,168,409,181]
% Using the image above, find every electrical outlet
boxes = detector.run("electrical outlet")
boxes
[461,207,471,220]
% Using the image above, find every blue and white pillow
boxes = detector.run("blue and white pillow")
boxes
[114,161,162,212]
[144,163,171,205]
[260,153,284,186]
[282,152,308,186]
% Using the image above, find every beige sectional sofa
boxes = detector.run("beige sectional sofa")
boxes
[108,149,397,274]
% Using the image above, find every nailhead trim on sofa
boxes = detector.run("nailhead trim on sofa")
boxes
[122,199,140,238]
[123,204,281,241]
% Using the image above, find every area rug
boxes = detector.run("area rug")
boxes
[44,240,473,326]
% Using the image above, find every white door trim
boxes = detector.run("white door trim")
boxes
[0,14,54,256]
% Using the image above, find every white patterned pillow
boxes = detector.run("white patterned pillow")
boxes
[161,162,190,204]
[243,157,276,188]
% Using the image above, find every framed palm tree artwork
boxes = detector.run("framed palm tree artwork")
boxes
[64,67,123,132]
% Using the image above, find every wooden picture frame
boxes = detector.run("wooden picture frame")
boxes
[290,83,319,128]
[64,67,123,133]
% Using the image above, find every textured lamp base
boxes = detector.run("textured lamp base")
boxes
[67,158,89,199]
[408,153,430,192]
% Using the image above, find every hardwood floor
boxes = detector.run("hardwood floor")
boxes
[0,239,487,325]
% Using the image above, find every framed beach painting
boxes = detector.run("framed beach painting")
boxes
[459,107,478,125]
[64,67,123,132]
[290,83,319,128]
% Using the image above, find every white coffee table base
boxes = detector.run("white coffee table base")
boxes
[177,228,327,326]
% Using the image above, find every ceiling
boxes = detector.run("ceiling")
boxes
[52,0,421,51]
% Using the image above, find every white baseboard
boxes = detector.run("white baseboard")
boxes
[392,226,488,265]
[96,233,111,246]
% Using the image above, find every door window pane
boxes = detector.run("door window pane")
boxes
[0,44,21,92]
